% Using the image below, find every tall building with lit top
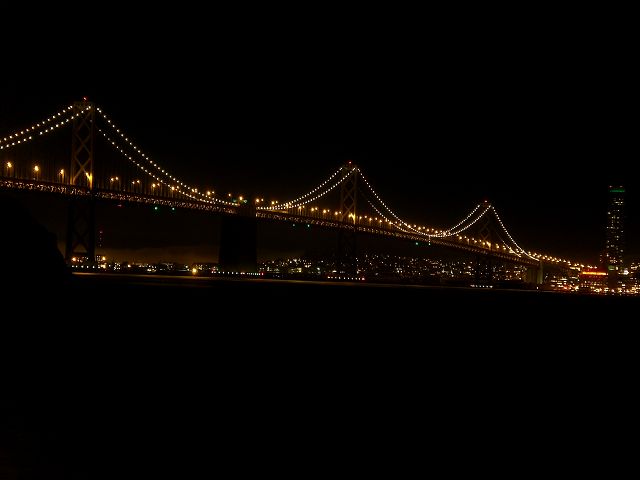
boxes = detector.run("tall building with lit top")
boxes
[604,186,625,279]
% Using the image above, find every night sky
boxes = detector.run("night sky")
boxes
[0,21,640,478]
[1,37,637,264]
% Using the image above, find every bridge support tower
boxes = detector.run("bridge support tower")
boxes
[337,163,358,276]
[472,203,497,285]
[65,99,97,265]
[525,261,544,285]
[219,200,258,273]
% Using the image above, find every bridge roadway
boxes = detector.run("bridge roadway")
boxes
[258,210,540,267]
[1,177,540,267]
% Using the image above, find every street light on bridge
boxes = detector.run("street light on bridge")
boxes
[59,169,65,183]
[33,165,40,180]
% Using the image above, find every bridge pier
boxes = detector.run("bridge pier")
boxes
[65,197,96,265]
[525,261,544,285]
[337,229,358,276]
[218,209,258,274]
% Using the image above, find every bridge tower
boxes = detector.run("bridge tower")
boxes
[472,203,543,286]
[337,162,358,275]
[473,202,497,285]
[65,99,96,265]
[218,197,258,273]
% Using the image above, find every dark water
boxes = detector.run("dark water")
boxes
[2,274,637,477]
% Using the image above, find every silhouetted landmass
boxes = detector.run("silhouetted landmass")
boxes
[0,194,68,284]
[2,263,639,478]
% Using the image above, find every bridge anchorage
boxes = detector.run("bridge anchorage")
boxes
[0,99,583,281]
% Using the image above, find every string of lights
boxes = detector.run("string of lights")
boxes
[362,196,418,235]
[490,206,536,259]
[260,168,355,211]
[361,196,519,259]
[96,108,228,205]
[442,204,483,234]
[96,127,224,205]
[0,104,74,147]
[357,168,425,233]
[359,170,527,257]
[0,106,90,151]
[359,167,482,238]
[445,205,493,237]
[261,166,347,210]
[95,108,235,206]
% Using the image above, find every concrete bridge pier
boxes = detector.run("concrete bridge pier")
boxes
[65,197,96,265]
[525,261,544,285]
[218,204,258,273]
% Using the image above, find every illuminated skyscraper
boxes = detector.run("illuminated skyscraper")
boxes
[604,186,625,274]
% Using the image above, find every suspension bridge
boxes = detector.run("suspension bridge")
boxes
[0,99,584,282]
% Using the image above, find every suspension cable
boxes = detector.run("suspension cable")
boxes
[96,127,230,205]
[490,206,536,259]
[95,107,235,206]
[441,204,483,234]
[260,166,347,210]
[444,204,493,236]
[260,167,355,210]
[0,104,74,146]
[0,105,91,151]
[361,194,417,235]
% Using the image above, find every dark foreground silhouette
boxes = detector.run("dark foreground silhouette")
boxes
[0,194,68,283]
[1,195,637,478]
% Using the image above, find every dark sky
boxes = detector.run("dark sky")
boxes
[1,32,637,264]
